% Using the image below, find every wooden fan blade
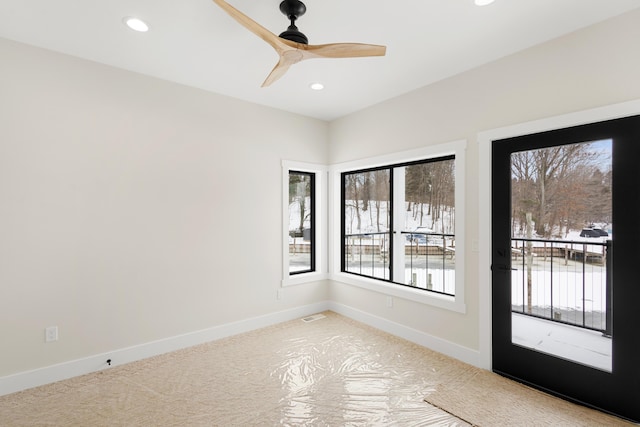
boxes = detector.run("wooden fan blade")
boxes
[261,60,293,87]
[212,0,386,86]
[212,0,291,51]
[261,49,306,87]
[303,43,387,60]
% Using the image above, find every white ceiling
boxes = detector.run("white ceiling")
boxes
[1,0,639,121]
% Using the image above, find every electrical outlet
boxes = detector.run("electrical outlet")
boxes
[386,296,393,308]
[45,326,58,343]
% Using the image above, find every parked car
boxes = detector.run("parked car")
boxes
[406,227,444,245]
[406,233,427,244]
[580,228,607,238]
[592,227,609,236]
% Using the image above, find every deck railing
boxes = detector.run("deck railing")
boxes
[343,231,455,296]
[511,238,612,334]
[344,231,391,281]
[402,231,455,295]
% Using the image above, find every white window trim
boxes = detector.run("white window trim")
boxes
[282,160,328,287]
[329,140,467,313]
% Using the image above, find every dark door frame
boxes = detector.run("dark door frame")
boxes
[477,101,640,422]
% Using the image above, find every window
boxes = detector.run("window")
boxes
[341,156,456,294]
[282,161,327,286]
[288,171,315,274]
[342,168,392,280]
[331,141,466,312]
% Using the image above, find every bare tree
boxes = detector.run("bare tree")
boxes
[405,159,455,233]
[511,143,600,238]
[344,170,391,234]
[371,169,390,232]
[289,173,311,234]
[344,174,363,233]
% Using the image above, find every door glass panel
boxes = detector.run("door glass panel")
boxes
[510,139,612,371]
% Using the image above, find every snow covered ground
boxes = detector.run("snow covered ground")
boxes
[512,313,612,372]
[343,264,456,294]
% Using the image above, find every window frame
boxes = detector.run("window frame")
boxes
[329,141,467,313]
[282,160,328,287]
[288,170,316,275]
[341,166,393,280]
[340,156,456,292]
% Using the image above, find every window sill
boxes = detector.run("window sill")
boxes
[282,271,329,287]
[330,272,466,313]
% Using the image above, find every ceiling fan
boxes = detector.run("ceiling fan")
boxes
[212,0,387,87]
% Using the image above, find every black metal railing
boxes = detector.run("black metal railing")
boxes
[344,232,391,281]
[401,231,456,296]
[511,237,611,334]
[343,230,455,296]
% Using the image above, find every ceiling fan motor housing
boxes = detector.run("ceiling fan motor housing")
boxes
[278,0,309,44]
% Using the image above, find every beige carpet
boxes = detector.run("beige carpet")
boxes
[0,312,631,426]
[424,361,631,426]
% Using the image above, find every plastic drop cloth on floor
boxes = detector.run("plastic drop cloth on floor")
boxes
[267,314,468,426]
[0,312,469,426]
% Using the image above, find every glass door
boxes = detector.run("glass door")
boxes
[491,115,640,422]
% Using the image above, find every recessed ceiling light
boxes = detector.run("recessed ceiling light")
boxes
[123,17,149,32]
[310,82,324,91]
[475,0,495,5]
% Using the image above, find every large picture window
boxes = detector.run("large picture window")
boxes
[341,156,457,296]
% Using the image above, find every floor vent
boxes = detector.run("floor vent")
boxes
[301,313,326,323]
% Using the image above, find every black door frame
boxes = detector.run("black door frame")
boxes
[490,115,640,422]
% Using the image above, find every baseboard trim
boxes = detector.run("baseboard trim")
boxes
[0,300,481,396]
[328,302,481,367]
[0,301,331,397]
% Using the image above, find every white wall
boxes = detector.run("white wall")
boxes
[328,9,640,358]
[2,6,639,389]
[0,38,329,378]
